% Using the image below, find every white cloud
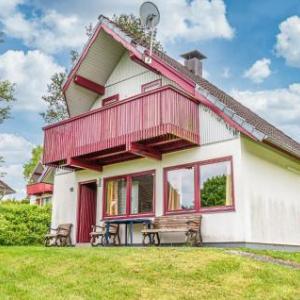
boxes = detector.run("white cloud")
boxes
[0,2,87,54]
[243,58,272,83]
[0,0,234,53]
[231,83,300,142]
[0,133,34,199]
[0,50,65,111]
[275,16,300,68]
[221,67,231,78]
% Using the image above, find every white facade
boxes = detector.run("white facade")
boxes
[50,37,300,248]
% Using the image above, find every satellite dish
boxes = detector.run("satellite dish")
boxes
[140,2,160,30]
[139,2,160,64]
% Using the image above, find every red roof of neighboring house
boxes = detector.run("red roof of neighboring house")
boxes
[65,15,300,160]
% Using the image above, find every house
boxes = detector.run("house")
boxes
[42,16,300,249]
[0,180,15,200]
[26,161,54,206]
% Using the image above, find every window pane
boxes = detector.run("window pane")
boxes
[105,178,127,216]
[167,167,195,211]
[131,174,154,214]
[200,161,233,208]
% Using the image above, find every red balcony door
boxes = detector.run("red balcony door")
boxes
[77,181,97,243]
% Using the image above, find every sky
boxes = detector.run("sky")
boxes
[0,0,300,199]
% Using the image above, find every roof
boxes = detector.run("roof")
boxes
[0,180,15,196]
[69,15,300,160]
[155,50,300,159]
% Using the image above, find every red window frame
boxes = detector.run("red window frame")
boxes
[164,156,235,215]
[102,170,156,220]
[102,94,119,106]
[141,79,162,93]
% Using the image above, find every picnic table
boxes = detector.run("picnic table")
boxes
[105,218,152,245]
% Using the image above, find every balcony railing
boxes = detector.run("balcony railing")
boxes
[43,86,200,168]
[27,183,53,196]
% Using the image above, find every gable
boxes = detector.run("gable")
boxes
[91,52,180,110]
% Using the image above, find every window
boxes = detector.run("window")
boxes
[131,174,154,214]
[105,177,127,216]
[166,167,195,211]
[104,171,155,218]
[164,157,234,214]
[102,94,119,106]
[200,161,233,208]
[141,79,162,93]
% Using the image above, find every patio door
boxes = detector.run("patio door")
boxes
[77,181,97,243]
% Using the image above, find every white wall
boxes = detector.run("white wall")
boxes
[241,137,300,246]
[51,136,244,245]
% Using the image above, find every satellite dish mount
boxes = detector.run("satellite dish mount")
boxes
[140,2,160,64]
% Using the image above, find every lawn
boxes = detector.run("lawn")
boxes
[0,247,299,300]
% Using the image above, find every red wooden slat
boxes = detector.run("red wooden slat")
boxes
[27,183,53,196]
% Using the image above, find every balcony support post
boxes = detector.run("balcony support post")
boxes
[128,142,162,161]
[67,158,102,172]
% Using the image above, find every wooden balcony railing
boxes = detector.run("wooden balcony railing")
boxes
[27,183,53,196]
[43,86,200,168]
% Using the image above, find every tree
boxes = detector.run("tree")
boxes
[0,33,15,178]
[40,72,68,124]
[112,14,164,52]
[201,175,227,207]
[23,146,43,183]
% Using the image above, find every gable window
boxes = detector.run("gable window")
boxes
[104,171,155,219]
[102,94,119,106]
[141,79,162,93]
[164,157,234,214]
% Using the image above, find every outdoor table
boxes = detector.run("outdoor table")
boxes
[105,218,152,245]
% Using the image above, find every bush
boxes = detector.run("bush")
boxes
[0,202,51,245]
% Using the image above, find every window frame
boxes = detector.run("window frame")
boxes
[103,170,156,220]
[102,94,119,106]
[164,156,235,215]
[141,79,162,93]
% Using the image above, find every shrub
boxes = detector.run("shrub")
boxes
[0,202,51,245]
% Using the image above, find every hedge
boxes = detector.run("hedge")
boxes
[0,202,51,245]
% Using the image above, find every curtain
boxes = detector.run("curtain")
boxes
[225,163,233,206]
[106,181,119,215]
[168,184,180,210]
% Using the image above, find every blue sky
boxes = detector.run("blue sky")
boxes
[0,0,300,198]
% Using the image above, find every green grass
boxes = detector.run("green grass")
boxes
[0,247,299,300]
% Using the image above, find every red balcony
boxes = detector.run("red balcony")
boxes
[43,86,200,171]
[27,183,53,196]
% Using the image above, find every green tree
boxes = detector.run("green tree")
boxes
[0,33,16,176]
[23,146,43,183]
[40,72,68,124]
[112,14,164,52]
[41,15,163,124]
[201,175,227,207]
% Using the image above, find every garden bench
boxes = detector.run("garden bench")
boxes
[90,223,120,246]
[141,214,202,246]
[44,223,73,247]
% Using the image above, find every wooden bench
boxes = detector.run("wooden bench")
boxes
[90,223,120,246]
[44,223,73,247]
[141,214,202,246]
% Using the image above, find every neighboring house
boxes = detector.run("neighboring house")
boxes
[0,180,15,200]
[26,161,54,206]
[42,16,300,249]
